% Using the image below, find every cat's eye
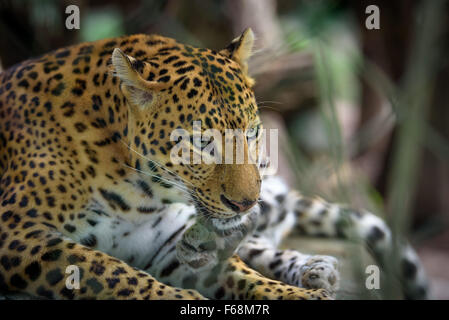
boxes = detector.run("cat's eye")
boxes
[246,124,260,140]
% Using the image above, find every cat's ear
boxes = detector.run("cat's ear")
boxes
[112,48,165,110]
[220,28,255,85]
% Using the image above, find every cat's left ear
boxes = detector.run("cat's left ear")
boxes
[220,28,255,86]
[112,48,166,112]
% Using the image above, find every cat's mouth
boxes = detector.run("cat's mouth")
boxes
[210,207,260,238]
[195,205,259,239]
[191,192,237,218]
[190,190,261,237]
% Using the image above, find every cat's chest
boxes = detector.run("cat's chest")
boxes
[87,202,196,270]
[68,175,195,268]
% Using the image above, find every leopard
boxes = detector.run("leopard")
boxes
[0,28,429,300]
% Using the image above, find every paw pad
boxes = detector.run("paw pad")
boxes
[300,255,340,296]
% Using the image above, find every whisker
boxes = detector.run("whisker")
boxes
[122,163,192,195]
[258,105,279,112]
[120,139,195,188]
[256,100,283,105]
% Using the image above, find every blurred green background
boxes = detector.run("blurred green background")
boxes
[0,0,448,299]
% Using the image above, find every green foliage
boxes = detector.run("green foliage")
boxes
[80,7,125,42]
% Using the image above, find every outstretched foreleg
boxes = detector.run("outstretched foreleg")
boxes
[237,235,339,297]
[256,175,429,299]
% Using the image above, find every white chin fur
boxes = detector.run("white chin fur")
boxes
[211,215,243,231]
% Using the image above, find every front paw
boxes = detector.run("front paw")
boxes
[176,222,218,271]
[300,255,339,297]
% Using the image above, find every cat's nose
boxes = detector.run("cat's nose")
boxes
[220,195,257,213]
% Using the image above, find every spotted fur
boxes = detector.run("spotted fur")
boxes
[0,29,427,300]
